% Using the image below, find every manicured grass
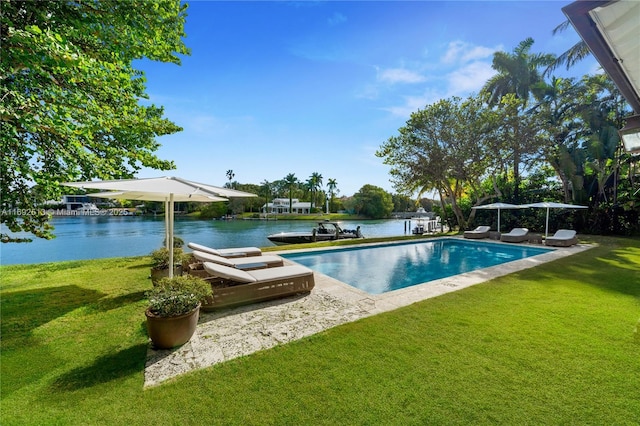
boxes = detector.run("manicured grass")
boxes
[1,236,639,424]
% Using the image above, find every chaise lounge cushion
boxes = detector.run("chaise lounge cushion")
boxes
[191,250,284,268]
[187,242,262,258]
[202,262,314,284]
[202,262,256,283]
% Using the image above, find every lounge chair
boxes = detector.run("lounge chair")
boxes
[464,226,491,239]
[187,242,262,258]
[200,261,315,309]
[500,227,529,243]
[545,229,578,247]
[191,250,284,270]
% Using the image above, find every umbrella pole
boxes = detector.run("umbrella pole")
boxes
[497,208,501,233]
[545,208,550,239]
[164,199,170,251]
[168,194,175,279]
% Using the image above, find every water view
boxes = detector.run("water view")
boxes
[0,217,415,265]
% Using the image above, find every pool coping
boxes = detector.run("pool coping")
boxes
[143,237,593,387]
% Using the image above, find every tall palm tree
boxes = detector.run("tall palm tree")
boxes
[482,38,556,200]
[483,38,556,108]
[327,178,338,213]
[308,172,323,211]
[225,170,235,189]
[259,180,271,216]
[283,173,298,214]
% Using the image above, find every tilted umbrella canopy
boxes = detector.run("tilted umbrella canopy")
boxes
[522,202,588,238]
[471,203,522,233]
[62,176,257,277]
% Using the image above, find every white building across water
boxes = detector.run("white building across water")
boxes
[261,198,311,215]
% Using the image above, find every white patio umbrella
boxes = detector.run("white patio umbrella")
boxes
[62,176,257,277]
[471,203,522,232]
[522,202,588,238]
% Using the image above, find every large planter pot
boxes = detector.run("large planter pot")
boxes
[145,303,200,349]
[150,265,183,285]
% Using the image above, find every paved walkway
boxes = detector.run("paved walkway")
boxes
[144,239,592,387]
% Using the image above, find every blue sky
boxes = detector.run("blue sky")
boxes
[135,0,597,197]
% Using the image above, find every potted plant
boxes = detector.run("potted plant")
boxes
[149,247,185,284]
[145,275,213,349]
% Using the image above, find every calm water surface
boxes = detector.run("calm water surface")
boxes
[0,217,414,265]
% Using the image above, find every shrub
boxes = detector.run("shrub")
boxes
[150,247,185,269]
[146,275,212,317]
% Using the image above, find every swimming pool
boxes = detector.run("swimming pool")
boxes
[281,238,552,294]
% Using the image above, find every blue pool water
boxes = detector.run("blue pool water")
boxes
[281,239,552,294]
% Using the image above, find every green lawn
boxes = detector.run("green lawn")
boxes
[1,236,639,425]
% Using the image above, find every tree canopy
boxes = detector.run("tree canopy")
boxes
[1,0,190,242]
[350,184,394,219]
[379,38,638,235]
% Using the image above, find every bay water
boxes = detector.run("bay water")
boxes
[0,216,416,265]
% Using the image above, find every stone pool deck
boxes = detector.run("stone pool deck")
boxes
[144,239,593,387]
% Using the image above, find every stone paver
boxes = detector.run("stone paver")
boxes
[144,240,592,387]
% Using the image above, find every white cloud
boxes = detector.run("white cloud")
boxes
[374,41,501,118]
[381,92,440,118]
[447,61,496,95]
[377,67,426,84]
[441,41,501,65]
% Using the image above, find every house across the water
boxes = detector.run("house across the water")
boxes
[261,198,311,214]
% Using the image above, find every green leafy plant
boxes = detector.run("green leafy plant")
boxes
[163,236,185,248]
[150,247,184,270]
[146,275,212,317]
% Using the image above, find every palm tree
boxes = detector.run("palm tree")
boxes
[482,38,556,200]
[483,38,556,108]
[530,76,586,203]
[308,172,323,211]
[283,173,298,214]
[259,180,271,216]
[226,170,235,189]
[545,20,592,76]
[327,178,338,213]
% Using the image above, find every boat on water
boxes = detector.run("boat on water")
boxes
[410,216,442,235]
[267,221,364,245]
[411,218,426,235]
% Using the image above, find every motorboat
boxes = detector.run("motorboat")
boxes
[267,221,364,245]
[76,203,101,215]
[411,218,426,235]
[411,216,442,235]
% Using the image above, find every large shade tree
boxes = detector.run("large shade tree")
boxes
[351,185,394,219]
[377,95,498,229]
[1,0,190,242]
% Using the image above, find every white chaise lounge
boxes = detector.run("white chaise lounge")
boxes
[545,229,578,247]
[500,227,529,243]
[464,226,491,239]
[200,262,315,309]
